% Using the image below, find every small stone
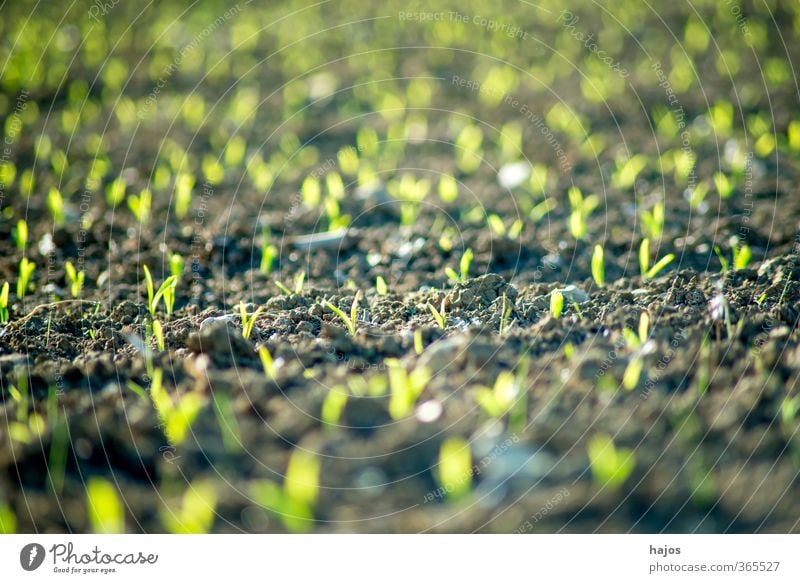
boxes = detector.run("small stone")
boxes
[553,285,589,304]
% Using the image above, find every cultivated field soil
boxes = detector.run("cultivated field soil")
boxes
[1,0,800,533]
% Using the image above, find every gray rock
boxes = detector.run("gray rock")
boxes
[553,284,589,304]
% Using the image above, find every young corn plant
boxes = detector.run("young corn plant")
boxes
[239,303,264,340]
[161,479,218,534]
[375,276,388,296]
[251,448,321,532]
[499,292,513,333]
[258,346,277,379]
[567,185,599,240]
[640,202,665,239]
[13,219,27,251]
[143,265,178,318]
[587,433,636,490]
[550,290,564,319]
[152,319,166,351]
[639,239,675,280]
[714,241,752,273]
[322,291,361,336]
[591,244,605,287]
[17,258,36,299]
[150,368,204,446]
[0,282,9,323]
[436,437,473,502]
[170,253,185,280]
[275,272,306,296]
[321,386,348,430]
[387,360,431,420]
[86,478,125,534]
[64,261,85,299]
[445,248,473,283]
[474,363,528,432]
[47,187,66,226]
[427,298,447,329]
[260,230,278,275]
[128,188,152,224]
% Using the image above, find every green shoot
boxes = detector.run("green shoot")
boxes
[733,243,752,271]
[106,177,126,206]
[64,261,85,299]
[87,478,125,534]
[438,173,458,203]
[294,272,306,294]
[150,368,203,446]
[550,290,564,319]
[17,258,36,299]
[587,434,636,490]
[161,480,218,534]
[388,360,430,419]
[275,280,292,295]
[175,173,194,220]
[143,265,178,317]
[152,319,166,351]
[47,187,66,226]
[567,185,599,240]
[0,282,9,323]
[640,202,665,239]
[437,437,473,502]
[638,311,650,343]
[474,371,518,418]
[322,290,361,336]
[413,329,424,355]
[591,244,605,287]
[427,298,447,329]
[13,219,27,251]
[321,386,348,429]
[259,346,276,379]
[251,448,320,533]
[260,230,277,275]
[639,239,674,280]
[128,188,152,224]
[612,154,647,190]
[239,303,264,340]
[213,393,242,452]
[623,356,644,390]
[376,276,388,296]
[170,253,185,279]
[713,172,733,199]
[0,504,17,534]
[499,292,513,333]
[714,245,730,273]
[445,248,474,283]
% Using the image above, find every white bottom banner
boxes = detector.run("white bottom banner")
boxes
[0,535,796,581]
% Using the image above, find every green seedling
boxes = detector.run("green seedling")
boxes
[170,253,185,279]
[436,437,472,502]
[128,188,151,224]
[64,261,85,299]
[258,346,276,379]
[639,238,675,280]
[17,258,36,299]
[0,282,9,323]
[260,230,278,275]
[213,393,242,453]
[86,478,125,534]
[473,368,527,431]
[623,356,644,390]
[640,202,665,240]
[413,329,424,355]
[445,248,473,283]
[499,292,513,333]
[638,311,650,343]
[587,434,636,490]
[322,290,361,336]
[239,303,263,340]
[591,244,605,287]
[143,265,178,317]
[530,198,556,223]
[321,386,348,430]
[0,504,16,534]
[174,173,194,220]
[161,480,218,534]
[713,172,733,199]
[150,368,203,446]
[715,242,751,273]
[612,154,647,190]
[152,319,166,351]
[687,182,709,209]
[388,360,431,420]
[47,187,65,226]
[376,276,388,296]
[13,219,27,251]
[438,173,458,203]
[550,290,564,319]
[251,448,320,532]
[106,178,126,206]
[780,395,800,430]
[567,185,599,240]
[427,298,447,330]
